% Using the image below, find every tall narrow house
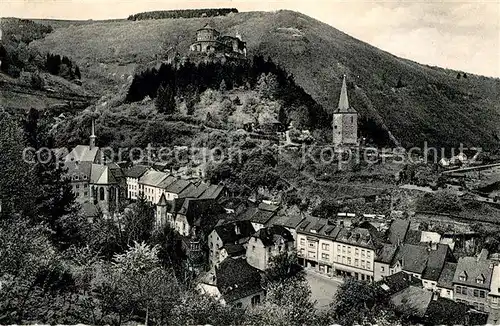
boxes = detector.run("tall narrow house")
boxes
[333,75,358,146]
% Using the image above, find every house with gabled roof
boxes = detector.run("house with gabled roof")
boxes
[437,261,457,299]
[208,220,255,268]
[164,178,193,201]
[453,251,494,313]
[296,216,341,277]
[125,164,151,200]
[196,257,263,309]
[246,225,294,271]
[333,225,382,281]
[237,201,280,231]
[138,170,171,204]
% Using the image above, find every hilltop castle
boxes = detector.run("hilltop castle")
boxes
[333,75,358,146]
[189,23,247,57]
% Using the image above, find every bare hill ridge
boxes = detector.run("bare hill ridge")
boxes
[29,10,500,149]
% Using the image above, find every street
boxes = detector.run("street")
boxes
[305,270,342,311]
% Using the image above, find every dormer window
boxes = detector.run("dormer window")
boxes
[459,271,468,281]
[476,274,485,284]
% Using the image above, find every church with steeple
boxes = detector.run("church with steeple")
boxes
[332,75,358,146]
[64,117,122,218]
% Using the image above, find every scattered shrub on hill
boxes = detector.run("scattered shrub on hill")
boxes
[0,18,82,81]
[127,8,238,21]
[0,18,54,77]
[45,53,81,80]
[415,191,463,213]
[127,55,328,129]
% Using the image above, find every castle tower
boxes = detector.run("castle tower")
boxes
[332,75,358,146]
[156,193,168,228]
[89,118,97,149]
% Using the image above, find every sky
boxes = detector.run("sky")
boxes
[1,0,499,77]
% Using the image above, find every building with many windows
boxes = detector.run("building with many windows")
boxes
[296,216,340,276]
[453,253,494,312]
[334,226,379,281]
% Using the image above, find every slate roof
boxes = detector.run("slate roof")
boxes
[158,193,168,206]
[222,243,246,256]
[393,243,452,281]
[377,271,422,296]
[395,244,429,274]
[297,216,339,239]
[178,198,221,227]
[139,170,169,187]
[252,225,294,247]
[437,262,457,289]
[375,244,399,264]
[267,214,305,229]
[215,257,263,303]
[404,229,422,245]
[199,184,224,200]
[422,243,451,281]
[236,204,278,226]
[166,179,192,194]
[390,286,433,318]
[258,202,279,212]
[65,145,99,163]
[65,161,92,180]
[157,175,176,188]
[335,75,356,113]
[214,220,256,245]
[453,256,493,289]
[251,209,276,224]
[336,226,379,250]
[90,164,117,184]
[387,219,410,245]
[184,183,209,198]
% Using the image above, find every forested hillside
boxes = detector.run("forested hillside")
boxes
[22,10,500,149]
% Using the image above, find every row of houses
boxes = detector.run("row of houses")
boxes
[376,271,488,325]
[125,165,224,204]
[198,203,500,322]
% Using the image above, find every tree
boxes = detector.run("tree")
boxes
[0,218,58,324]
[245,276,318,326]
[0,112,36,216]
[329,278,392,326]
[456,72,461,79]
[415,191,463,213]
[278,106,287,127]
[256,73,280,99]
[74,65,81,79]
[266,250,304,282]
[120,194,155,246]
[219,79,227,92]
[396,76,404,88]
[21,108,77,244]
[171,290,240,326]
[155,83,176,114]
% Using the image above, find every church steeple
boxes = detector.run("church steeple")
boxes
[337,74,350,112]
[89,118,96,149]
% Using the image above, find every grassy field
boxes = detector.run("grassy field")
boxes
[29,10,500,150]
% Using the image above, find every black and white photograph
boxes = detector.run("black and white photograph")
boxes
[0,0,499,325]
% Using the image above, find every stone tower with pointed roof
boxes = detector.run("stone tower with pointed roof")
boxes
[333,75,358,146]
